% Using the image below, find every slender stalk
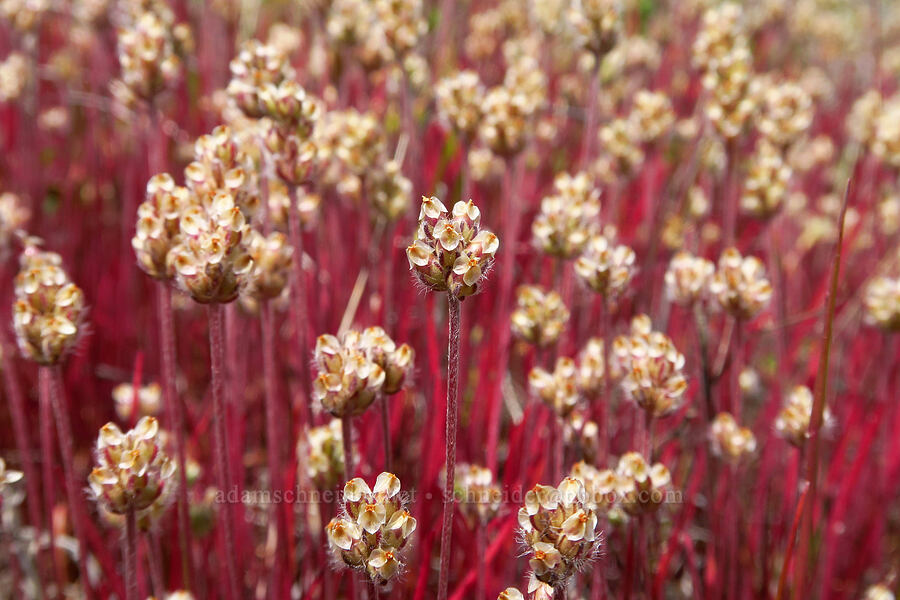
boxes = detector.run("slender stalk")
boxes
[207,304,240,600]
[125,507,138,600]
[342,415,354,479]
[156,283,192,589]
[600,301,613,465]
[795,180,849,594]
[261,300,286,594]
[288,184,313,428]
[380,394,392,472]
[44,366,93,598]
[476,523,486,600]
[38,370,63,593]
[147,533,165,600]
[437,295,461,600]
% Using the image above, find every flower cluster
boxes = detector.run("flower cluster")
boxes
[567,0,622,57]
[613,451,671,515]
[741,140,792,219]
[0,191,29,251]
[498,578,554,600]
[532,171,601,259]
[313,328,414,417]
[452,463,502,526]
[511,285,570,347]
[480,86,531,157]
[631,90,675,143]
[88,416,176,516]
[244,229,294,300]
[303,419,347,489]
[596,117,645,180]
[0,457,23,492]
[367,159,412,223]
[13,246,86,365]
[615,321,688,418]
[406,197,499,299]
[758,81,813,148]
[709,247,773,320]
[872,94,900,168]
[664,251,714,307]
[326,473,417,587]
[574,233,636,300]
[775,385,833,447]
[864,276,900,331]
[518,477,601,587]
[529,358,581,418]
[112,382,162,422]
[227,40,295,119]
[709,412,757,464]
[435,70,485,138]
[0,52,27,102]
[132,173,191,280]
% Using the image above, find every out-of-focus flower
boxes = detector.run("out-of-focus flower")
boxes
[112,382,162,421]
[568,0,622,57]
[757,81,813,148]
[511,285,570,347]
[480,86,531,157]
[0,457,24,491]
[775,385,833,447]
[576,337,606,396]
[358,326,415,395]
[367,159,412,222]
[304,419,347,489]
[244,229,293,300]
[614,451,671,515]
[13,246,86,365]
[529,357,581,418]
[665,251,714,307]
[630,90,675,143]
[846,90,882,147]
[0,0,48,32]
[532,171,600,259]
[863,584,895,600]
[872,95,900,168]
[115,7,184,106]
[710,412,756,463]
[518,477,601,587]
[741,140,792,219]
[0,192,29,251]
[574,233,636,300]
[618,329,688,418]
[0,53,28,102]
[452,464,502,526]
[326,473,416,588]
[133,173,192,281]
[570,460,619,513]
[709,247,772,320]
[864,276,900,331]
[596,117,644,179]
[88,416,176,516]
[406,197,499,299]
[227,40,295,119]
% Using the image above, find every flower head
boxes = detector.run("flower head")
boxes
[710,412,756,463]
[709,247,772,320]
[511,285,570,347]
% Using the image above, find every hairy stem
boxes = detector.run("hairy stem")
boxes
[261,300,286,594]
[342,415,354,479]
[437,295,461,600]
[125,507,138,600]
[38,369,63,593]
[380,394,392,472]
[207,304,240,600]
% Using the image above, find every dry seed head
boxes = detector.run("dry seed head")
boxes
[630,90,675,143]
[775,385,833,447]
[244,229,294,300]
[872,95,900,168]
[504,54,548,116]
[0,53,28,102]
[88,416,176,516]
[709,412,756,463]
[511,285,570,347]
[741,140,792,219]
[864,276,900,331]
[227,40,295,119]
[468,146,505,182]
[567,0,622,57]
[133,173,192,280]
[529,357,581,419]
[0,191,29,250]
[518,477,601,587]
[757,81,813,148]
[326,473,416,588]
[374,0,426,58]
[187,125,260,218]
[435,70,485,136]
[112,382,162,422]
[532,171,601,259]
[614,451,671,515]
[407,196,499,298]
[452,463,502,525]
[257,79,322,138]
[618,329,688,418]
[576,337,606,396]
[115,8,183,105]
[846,90,882,147]
[368,159,412,222]
[569,460,620,513]
[303,419,347,489]
[709,247,772,320]
[266,179,320,231]
[574,233,636,300]
[13,247,86,365]
[664,251,714,307]
[596,117,645,179]
[359,326,414,395]
[480,86,531,157]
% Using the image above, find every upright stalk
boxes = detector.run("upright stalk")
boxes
[207,304,240,600]
[124,507,138,600]
[44,365,92,598]
[341,416,354,479]
[261,300,286,595]
[38,371,63,592]
[437,295,461,600]
[380,394,392,472]
[156,283,192,588]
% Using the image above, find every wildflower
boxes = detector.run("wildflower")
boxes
[757,81,813,148]
[846,90,881,147]
[304,419,347,489]
[406,196,499,299]
[570,460,620,513]
[244,229,294,300]
[532,171,601,259]
[88,416,177,515]
[529,357,581,418]
[741,140,792,219]
[227,40,295,119]
[709,247,772,320]
[326,472,416,588]
[132,173,192,280]
[187,125,260,219]
[114,7,184,105]
[596,118,645,179]
[0,191,29,251]
[618,329,688,418]
[0,53,28,102]
[0,457,24,490]
[452,464,502,526]
[511,285,570,347]
[479,86,531,157]
[864,276,900,331]
[873,95,900,168]
[664,251,714,307]
[358,326,415,395]
[615,451,671,515]
[568,0,622,57]
[112,382,162,422]
[576,337,606,396]
[13,246,86,365]
[630,90,675,143]
[367,159,412,223]
[574,233,636,301]
[775,385,832,447]
[435,70,485,137]
[518,477,601,587]
[710,412,756,463]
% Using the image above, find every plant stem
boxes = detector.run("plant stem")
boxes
[437,295,461,600]
[261,300,286,594]
[125,507,138,600]
[288,184,313,429]
[380,394,392,472]
[44,366,93,598]
[342,415,354,479]
[38,369,63,593]
[156,283,192,589]
[207,304,240,600]
[476,523,486,600]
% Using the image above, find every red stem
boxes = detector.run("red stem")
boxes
[437,295,461,600]
[125,507,138,600]
[38,369,63,592]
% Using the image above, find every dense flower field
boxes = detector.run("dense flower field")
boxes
[0,0,899,599]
